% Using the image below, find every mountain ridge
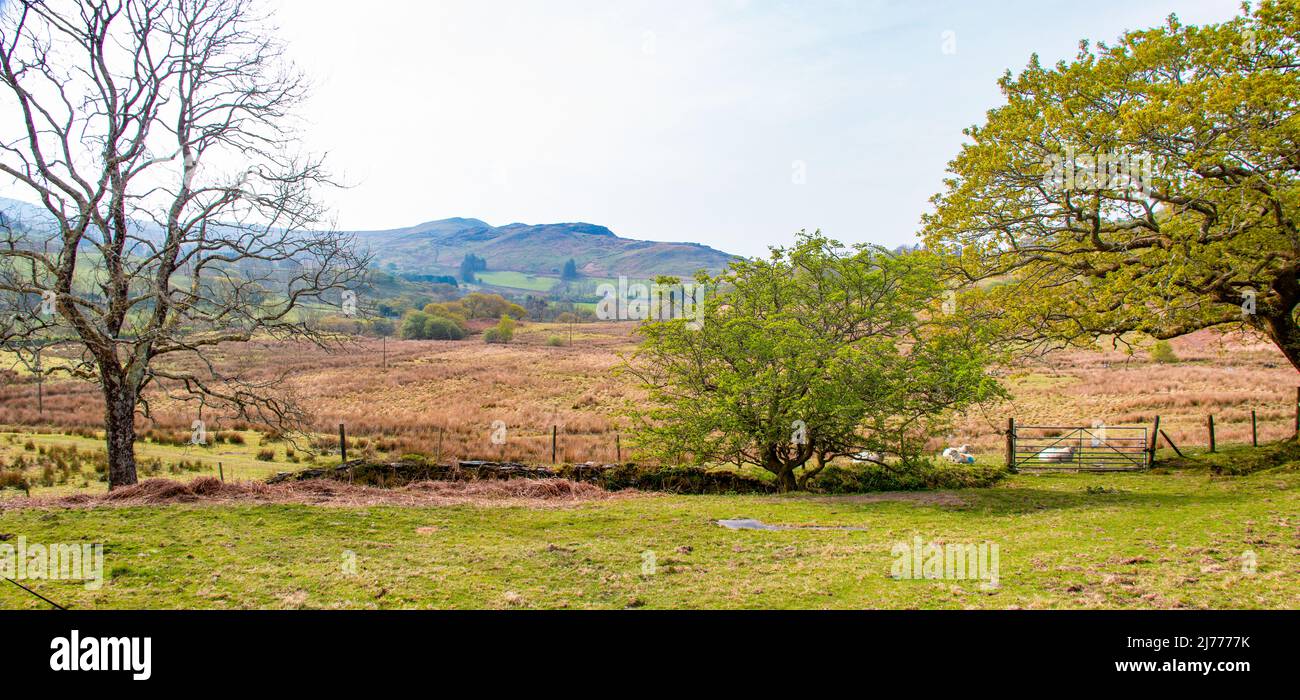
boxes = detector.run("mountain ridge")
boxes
[351,216,736,278]
[0,197,738,278]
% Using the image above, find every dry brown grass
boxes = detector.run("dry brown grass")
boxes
[2,322,642,464]
[0,475,628,510]
[952,329,1298,453]
[3,321,1296,464]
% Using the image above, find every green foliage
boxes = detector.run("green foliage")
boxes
[400,311,467,340]
[425,317,467,340]
[314,314,396,337]
[422,302,469,330]
[400,311,432,340]
[808,461,1007,493]
[546,335,565,347]
[483,315,516,344]
[626,230,1006,491]
[460,293,526,321]
[1149,340,1178,364]
[923,1,1300,370]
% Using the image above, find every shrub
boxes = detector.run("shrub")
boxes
[401,311,433,340]
[402,310,468,340]
[422,303,470,331]
[484,315,516,344]
[424,317,466,340]
[1150,340,1178,364]
[557,463,771,494]
[461,292,526,320]
[808,460,1007,493]
[256,448,276,461]
[0,469,30,494]
[546,335,564,347]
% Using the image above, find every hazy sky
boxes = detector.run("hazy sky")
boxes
[9,0,1246,257]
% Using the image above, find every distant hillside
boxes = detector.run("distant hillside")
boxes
[0,197,738,281]
[350,218,736,279]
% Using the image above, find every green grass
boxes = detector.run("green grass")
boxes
[474,271,560,292]
[0,430,344,496]
[1,446,1295,609]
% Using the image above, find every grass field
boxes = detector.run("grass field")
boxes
[0,429,328,497]
[2,322,1297,610]
[1,444,1295,610]
[473,271,560,292]
[5,324,1294,466]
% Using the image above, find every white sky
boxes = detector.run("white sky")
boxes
[5,0,1246,257]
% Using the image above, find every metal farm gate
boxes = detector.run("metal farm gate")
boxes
[1007,421,1150,471]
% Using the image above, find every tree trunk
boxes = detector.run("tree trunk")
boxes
[762,446,807,492]
[775,468,798,493]
[102,382,139,489]
[1261,307,1300,372]
[797,452,829,489]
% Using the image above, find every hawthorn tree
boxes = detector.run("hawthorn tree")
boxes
[626,232,1004,492]
[0,0,368,488]
[923,1,1300,370]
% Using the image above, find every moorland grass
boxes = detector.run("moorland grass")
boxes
[1,444,1294,610]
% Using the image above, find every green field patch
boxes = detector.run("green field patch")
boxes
[475,271,559,292]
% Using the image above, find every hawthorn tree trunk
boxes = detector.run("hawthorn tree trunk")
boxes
[101,377,139,490]
[797,452,830,490]
[775,469,798,493]
[763,450,801,493]
[1264,313,1300,372]
[1258,276,1300,372]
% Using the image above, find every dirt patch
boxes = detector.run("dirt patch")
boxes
[0,477,631,510]
[815,491,967,507]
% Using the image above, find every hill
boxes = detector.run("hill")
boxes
[0,197,738,284]
[350,218,736,279]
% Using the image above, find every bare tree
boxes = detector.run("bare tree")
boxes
[0,0,369,488]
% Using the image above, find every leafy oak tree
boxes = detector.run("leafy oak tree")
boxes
[0,0,368,488]
[626,232,1004,492]
[923,1,1300,370]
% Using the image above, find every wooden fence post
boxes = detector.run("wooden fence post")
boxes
[1207,415,1216,453]
[1149,415,1161,467]
[1295,387,1299,439]
[35,347,43,415]
[1251,410,1258,447]
[339,423,347,463]
[1006,418,1016,472]
[218,461,224,482]
[436,427,443,465]
[616,433,621,463]
[552,426,557,464]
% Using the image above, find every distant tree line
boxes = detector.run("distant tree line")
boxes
[459,254,488,283]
